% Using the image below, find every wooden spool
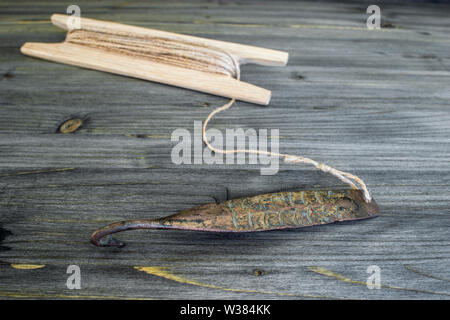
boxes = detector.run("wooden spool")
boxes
[20,14,289,105]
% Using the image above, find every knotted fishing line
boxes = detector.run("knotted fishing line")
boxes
[66,28,372,203]
[199,45,373,203]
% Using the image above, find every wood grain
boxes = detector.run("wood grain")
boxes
[0,0,449,300]
[51,13,289,66]
[20,41,272,105]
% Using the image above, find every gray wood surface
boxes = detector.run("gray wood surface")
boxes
[0,0,449,299]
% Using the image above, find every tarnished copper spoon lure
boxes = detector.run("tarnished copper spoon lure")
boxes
[90,189,379,247]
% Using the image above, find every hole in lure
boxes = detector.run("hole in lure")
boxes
[90,189,380,247]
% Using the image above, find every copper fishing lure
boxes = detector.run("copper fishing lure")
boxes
[91,189,379,247]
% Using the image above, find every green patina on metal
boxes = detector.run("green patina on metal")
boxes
[90,189,380,247]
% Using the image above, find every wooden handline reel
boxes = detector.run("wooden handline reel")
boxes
[21,14,289,105]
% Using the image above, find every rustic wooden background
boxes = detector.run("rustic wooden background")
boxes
[1,0,449,299]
